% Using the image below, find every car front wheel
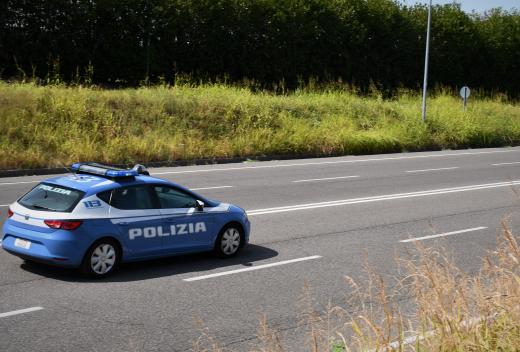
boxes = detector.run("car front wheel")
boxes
[214,225,243,257]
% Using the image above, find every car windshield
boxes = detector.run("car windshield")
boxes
[18,183,85,212]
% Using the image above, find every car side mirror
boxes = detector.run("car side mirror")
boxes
[196,200,205,211]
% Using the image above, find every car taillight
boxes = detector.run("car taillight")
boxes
[7,208,13,218]
[44,220,82,230]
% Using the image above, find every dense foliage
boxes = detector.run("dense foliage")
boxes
[1,0,519,95]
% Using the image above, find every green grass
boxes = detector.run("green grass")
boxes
[1,81,519,170]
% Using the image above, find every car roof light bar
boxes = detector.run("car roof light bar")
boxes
[71,163,139,178]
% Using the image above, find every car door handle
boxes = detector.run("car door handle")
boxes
[117,222,129,226]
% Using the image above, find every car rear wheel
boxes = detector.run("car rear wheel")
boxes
[214,225,243,258]
[80,239,120,278]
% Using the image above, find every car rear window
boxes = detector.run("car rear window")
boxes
[18,183,85,212]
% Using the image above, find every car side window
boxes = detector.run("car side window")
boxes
[154,186,198,209]
[100,185,156,210]
[97,190,111,205]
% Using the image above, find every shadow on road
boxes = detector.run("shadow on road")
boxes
[18,244,279,283]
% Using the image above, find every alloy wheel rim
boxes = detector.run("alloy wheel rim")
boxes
[221,228,240,255]
[90,244,116,274]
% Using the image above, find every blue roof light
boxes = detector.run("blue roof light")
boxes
[71,163,139,178]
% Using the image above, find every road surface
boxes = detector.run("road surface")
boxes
[1,147,520,351]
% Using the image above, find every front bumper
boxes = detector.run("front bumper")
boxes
[244,217,251,245]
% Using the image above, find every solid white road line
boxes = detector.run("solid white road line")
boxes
[247,180,520,216]
[0,180,40,186]
[375,331,435,352]
[151,149,520,175]
[0,307,44,319]
[373,316,491,352]
[405,167,459,173]
[492,161,520,166]
[183,255,322,282]
[190,186,233,191]
[0,204,8,207]
[400,227,488,243]
[292,176,360,183]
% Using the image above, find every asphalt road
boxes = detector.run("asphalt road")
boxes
[1,147,520,351]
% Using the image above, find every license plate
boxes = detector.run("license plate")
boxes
[14,238,31,249]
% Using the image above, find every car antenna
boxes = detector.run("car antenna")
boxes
[60,162,80,179]
[71,168,80,179]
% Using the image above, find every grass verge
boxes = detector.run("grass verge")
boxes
[1,82,520,170]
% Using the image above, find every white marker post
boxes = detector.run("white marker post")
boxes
[460,86,471,111]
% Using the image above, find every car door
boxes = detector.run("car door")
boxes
[153,185,216,253]
[101,184,164,259]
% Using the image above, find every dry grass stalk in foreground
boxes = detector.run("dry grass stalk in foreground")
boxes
[394,221,520,351]
[192,316,225,352]
[337,220,520,351]
[193,220,520,351]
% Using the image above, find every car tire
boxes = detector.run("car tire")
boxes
[214,224,243,258]
[22,259,37,267]
[80,239,121,278]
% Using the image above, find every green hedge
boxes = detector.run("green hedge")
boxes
[1,1,519,95]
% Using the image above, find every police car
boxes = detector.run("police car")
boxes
[2,163,250,278]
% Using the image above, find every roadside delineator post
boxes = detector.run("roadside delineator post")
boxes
[460,86,471,112]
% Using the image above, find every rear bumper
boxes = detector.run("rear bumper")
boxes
[2,247,77,268]
[1,220,88,267]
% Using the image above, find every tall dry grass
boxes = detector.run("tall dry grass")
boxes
[341,220,520,352]
[193,221,520,351]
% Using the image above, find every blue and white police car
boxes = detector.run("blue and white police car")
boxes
[2,163,250,277]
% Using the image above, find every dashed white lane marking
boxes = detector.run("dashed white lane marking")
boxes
[492,161,520,166]
[405,167,459,173]
[190,186,233,191]
[0,180,40,186]
[247,180,520,216]
[0,307,44,319]
[183,255,322,282]
[292,176,360,183]
[400,227,488,243]
[151,149,520,175]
